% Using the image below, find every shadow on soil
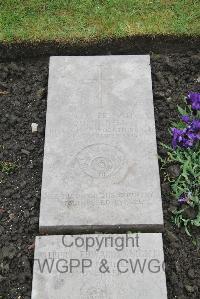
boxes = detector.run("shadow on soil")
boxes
[0,35,200,60]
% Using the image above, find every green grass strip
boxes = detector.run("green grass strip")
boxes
[0,0,200,42]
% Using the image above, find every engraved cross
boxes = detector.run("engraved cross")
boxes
[82,64,112,107]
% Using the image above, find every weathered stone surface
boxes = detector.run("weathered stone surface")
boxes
[31,234,167,299]
[39,56,163,233]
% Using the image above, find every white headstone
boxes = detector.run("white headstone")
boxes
[39,56,163,233]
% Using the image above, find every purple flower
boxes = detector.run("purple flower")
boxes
[188,120,200,141]
[187,92,200,110]
[178,193,188,205]
[190,119,200,131]
[172,127,194,149]
[181,115,191,124]
[172,119,200,149]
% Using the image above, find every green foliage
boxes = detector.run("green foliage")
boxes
[161,107,200,236]
[0,161,16,174]
[162,143,200,235]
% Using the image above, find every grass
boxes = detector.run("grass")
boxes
[0,0,200,43]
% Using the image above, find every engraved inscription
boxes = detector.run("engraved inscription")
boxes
[81,286,110,299]
[76,144,126,178]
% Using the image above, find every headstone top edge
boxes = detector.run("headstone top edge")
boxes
[49,55,150,63]
[35,233,163,241]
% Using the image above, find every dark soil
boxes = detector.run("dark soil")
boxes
[0,35,200,60]
[0,52,200,299]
